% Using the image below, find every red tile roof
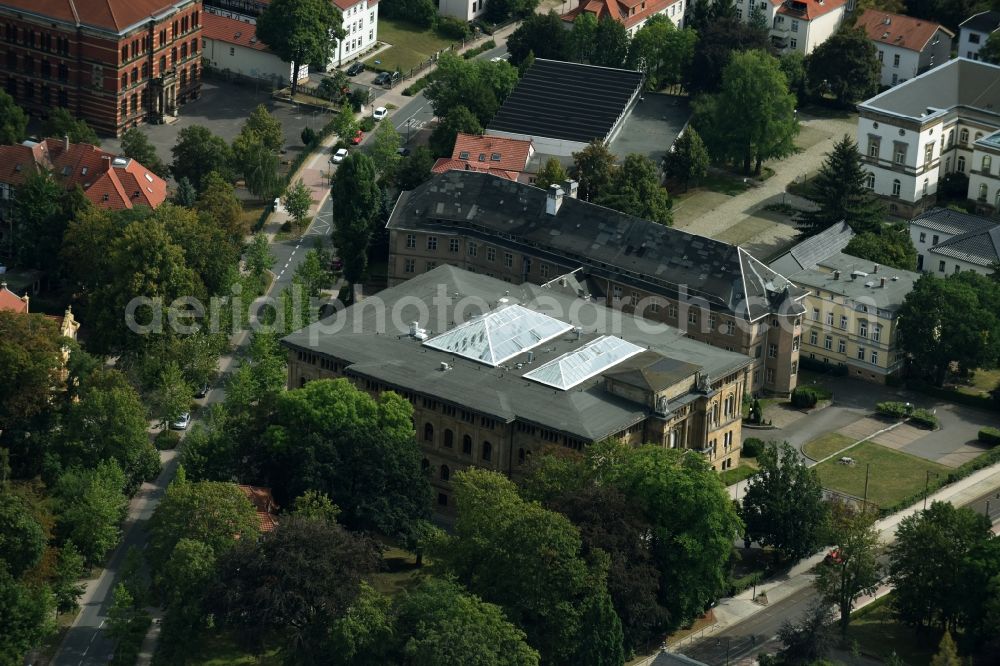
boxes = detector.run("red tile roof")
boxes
[775,0,847,21]
[0,283,29,314]
[561,0,680,30]
[450,133,533,172]
[431,158,520,180]
[0,139,167,211]
[0,0,188,34]
[856,9,954,53]
[201,12,270,52]
[238,484,280,533]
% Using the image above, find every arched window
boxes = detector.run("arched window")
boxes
[423,422,434,442]
[462,435,472,455]
[984,155,993,173]
[960,129,969,144]
[482,441,492,461]
[976,132,984,141]
[979,183,989,202]
[958,156,966,172]
[892,179,901,196]
[444,429,454,448]
[421,458,429,471]
[947,129,954,147]
[440,465,450,481]
[518,448,526,464]
[120,73,127,88]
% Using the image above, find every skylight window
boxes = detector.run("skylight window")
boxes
[524,336,644,390]
[490,153,501,161]
[459,151,469,159]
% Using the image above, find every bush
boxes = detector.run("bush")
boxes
[876,401,910,419]
[403,74,432,96]
[155,429,181,451]
[798,355,849,376]
[979,427,1000,446]
[280,221,293,232]
[908,381,996,411]
[790,386,819,408]
[360,116,376,132]
[436,16,472,40]
[908,408,939,430]
[742,438,765,458]
[463,39,497,59]
[301,126,318,146]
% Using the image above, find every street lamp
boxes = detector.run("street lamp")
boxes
[923,470,940,510]
[715,637,732,666]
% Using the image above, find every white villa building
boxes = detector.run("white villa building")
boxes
[202,13,308,85]
[855,9,953,88]
[856,58,1000,217]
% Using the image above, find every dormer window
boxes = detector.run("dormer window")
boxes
[459,151,469,159]
[61,166,70,176]
[81,167,88,176]
[490,153,501,161]
[478,153,486,161]
[102,193,109,201]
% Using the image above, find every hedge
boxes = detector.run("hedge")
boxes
[908,381,996,411]
[791,386,819,408]
[742,437,765,458]
[881,444,1000,515]
[798,355,849,376]
[403,74,432,96]
[908,408,939,430]
[728,572,762,596]
[980,427,1000,446]
[876,401,909,419]
[463,39,497,59]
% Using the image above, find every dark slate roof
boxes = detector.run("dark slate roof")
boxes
[388,171,807,321]
[281,266,751,442]
[769,221,855,275]
[929,226,1000,267]
[909,207,997,235]
[858,58,1000,120]
[604,351,702,393]
[487,59,645,144]
[960,10,1000,32]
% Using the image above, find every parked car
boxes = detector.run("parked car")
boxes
[194,384,209,399]
[170,412,191,430]
[351,130,364,145]
[397,147,411,157]
[824,549,843,565]
[332,147,348,163]
[373,106,387,121]
[331,257,343,271]
[372,71,391,86]
[346,61,365,76]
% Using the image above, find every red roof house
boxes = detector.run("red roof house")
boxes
[561,0,683,32]
[238,484,280,533]
[432,133,535,183]
[0,282,29,314]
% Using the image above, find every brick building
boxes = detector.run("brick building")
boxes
[0,0,204,137]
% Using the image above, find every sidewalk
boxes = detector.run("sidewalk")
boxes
[712,461,1000,638]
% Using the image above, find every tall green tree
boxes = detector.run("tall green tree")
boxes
[0,311,63,450]
[534,157,568,191]
[888,501,993,631]
[331,154,381,288]
[0,89,27,145]
[173,177,197,207]
[245,233,276,292]
[931,630,961,666]
[43,108,99,145]
[596,154,673,225]
[777,602,835,665]
[432,468,624,666]
[150,361,192,429]
[664,128,709,191]
[257,0,344,96]
[779,51,809,105]
[0,493,45,578]
[428,105,482,158]
[628,16,697,91]
[244,104,284,152]
[424,53,519,125]
[592,15,629,68]
[283,179,313,229]
[232,130,280,199]
[800,135,885,235]
[396,146,435,190]
[334,103,360,141]
[171,125,234,192]
[741,441,829,563]
[844,224,918,271]
[815,503,882,634]
[686,18,771,95]
[694,50,798,175]
[808,28,880,107]
[11,170,73,273]
[156,538,217,663]
[52,541,86,614]
[327,582,395,666]
[120,128,168,177]
[196,171,246,242]
[572,140,616,202]
[370,120,403,182]
[54,459,129,565]
[507,11,571,66]
[0,566,55,665]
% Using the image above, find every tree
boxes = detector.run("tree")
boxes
[897,273,1000,386]
[396,146,434,190]
[664,128,709,191]
[379,0,435,26]
[800,135,885,235]
[981,31,1000,65]
[592,15,628,68]
[0,493,45,578]
[107,582,147,649]
[157,538,217,663]
[507,11,571,66]
[257,0,344,96]
[0,89,27,145]
[573,140,616,202]
[211,517,381,662]
[262,378,432,539]
[534,157,568,191]
[244,104,284,152]
[331,154,381,288]
[686,18,771,95]
[424,53,519,125]
[741,441,828,563]
[0,565,54,665]
[428,105,482,158]
[569,13,598,64]
[0,311,63,438]
[596,153,673,225]
[52,541,86,614]
[232,130,281,199]
[777,602,835,665]
[42,107,99,145]
[393,577,541,666]
[326,582,395,666]
[334,102,360,141]
[54,460,129,565]
[694,50,798,175]
[196,171,246,242]
[628,17,697,91]
[11,170,70,273]
[780,51,808,105]
[432,468,624,665]
[844,224,918,271]
[370,120,403,182]
[120,128,168,177]
[291,489,341,524]
[807,28,880,107]
[931,630,961,666]
[171,125,234,192]
[815,503,882,634]
[888,501,993,630]
[150,361,192,429]
[147,479,259,571]
[173,177,197,207]
[245,233,276,290]
[284,179,313,229]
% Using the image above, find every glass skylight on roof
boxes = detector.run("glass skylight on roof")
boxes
[423,303,572,366]
[524,335,644,391]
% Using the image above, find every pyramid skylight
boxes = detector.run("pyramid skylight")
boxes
[423,303,573,366]
[524,335,644,390]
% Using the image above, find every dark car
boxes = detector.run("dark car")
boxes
[372,71,391,86]
[195,383,210,399]
[346,61,365,76]
[397,147,411,157]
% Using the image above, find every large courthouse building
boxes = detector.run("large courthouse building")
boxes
[0,0,204,136]
[386,171,808,396]
[283,267,753,509]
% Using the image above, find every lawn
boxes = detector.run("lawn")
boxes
[847,596,939,665]
[802,432,855,462]
[813,441,948,509]
[371,546,424,598]
[956,367,1000,397]
[365,18,454,73]
[186,632,281,666]
[720,460,758,486]
[699,171,750,196]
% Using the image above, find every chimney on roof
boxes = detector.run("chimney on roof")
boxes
[562,179,579,199]
[873,263,879,273]
[880,276,887,288]
[63,135,69,151]
[546,184,564,216]
[833,270,841,280]
[884,16,891,25]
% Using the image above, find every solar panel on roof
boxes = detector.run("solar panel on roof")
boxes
[524,335,645,390]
